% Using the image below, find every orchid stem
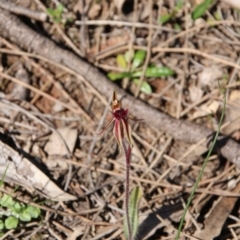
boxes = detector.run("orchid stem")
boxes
[122,139,132,240]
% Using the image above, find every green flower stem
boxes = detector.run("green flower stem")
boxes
[175,87,226,240]
[122,139,132,240]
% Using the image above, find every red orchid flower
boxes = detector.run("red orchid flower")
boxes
[98,91,141,148]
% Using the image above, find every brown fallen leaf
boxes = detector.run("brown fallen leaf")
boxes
[194,180,240,239]
[223,90,240,139]
[221,0,240,10]
[44,127,78,156]
[0,133,76,201]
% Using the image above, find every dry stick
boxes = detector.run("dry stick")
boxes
[0,0,47,22]
[0,71,94,125]
[1,9,240,168]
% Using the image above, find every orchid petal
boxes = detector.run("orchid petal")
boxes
[113,119,123,147]
[121,118,133,147]
[97,118,114,135]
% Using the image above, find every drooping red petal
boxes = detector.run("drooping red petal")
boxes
[97,118,114,135]
[121,118,133,147]
[113,119,123,147]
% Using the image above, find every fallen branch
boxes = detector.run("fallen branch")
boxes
[0,9,240,167]
[0,0,47,22]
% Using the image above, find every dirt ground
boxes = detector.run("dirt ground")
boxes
[0,0,240,239]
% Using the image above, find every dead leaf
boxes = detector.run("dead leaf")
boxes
[113,0,126,13]
[88,3,101,19]
[223,90,240,138]
[45,127,78,155]
[0,135,76,201]
[194,180,240,239]
[86,33,130,57]
[189,84,203,103]
[190,100,220,120]
[73,0,83,14]
[66,226,84,240]
[221,0,240,10]
[198,66,222,88]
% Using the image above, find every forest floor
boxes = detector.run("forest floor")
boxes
[0,0,240,239]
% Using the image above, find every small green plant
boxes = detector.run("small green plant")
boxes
[159,0,183,24]
[47,3,64,23]
[0,194,41,233]
[108,50,174,94]
[123,187,142,239]
[0,167,41,234]
[192,0,214,20]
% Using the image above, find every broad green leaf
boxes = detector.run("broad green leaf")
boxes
[0,194,15,207]
[159,0,182,24]
[12,202,24,212]
[5,216,18,230]
[133,66,174,78]
[133,79,152,94]
[124,187,143,239]
[0,220,4,230]
[125,50,134,64]
[160,14,172,24]
[116,54,127,69]
[108,72,132,81]
[213,11,221,20]
[132,50,146,70]
[25,206,41,219]
[19,210,31,222]
[192,0,213,20]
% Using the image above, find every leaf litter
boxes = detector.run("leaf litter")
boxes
[0,0,240,239]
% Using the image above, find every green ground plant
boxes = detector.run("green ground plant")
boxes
[108,50,174,94]
[0,169,41,236]
[47,3,64,23]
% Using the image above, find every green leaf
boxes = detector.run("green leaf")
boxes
[174,23,181,30]
[192,0,213,20]
[124,50,134,64]
[47,3,64,23]
[132,50,146,70]
[159,14,172,24]
[116,54,127,69]
[0,194,15,207]
[25,206,41,219]
[5,216,18,230]
[19,210,31,222]
[0,220,4,230]
[108,72,132,81]
[133,79,152,94]
[12,202,24,212]
[124,187,143,239]
[133,66,174,78]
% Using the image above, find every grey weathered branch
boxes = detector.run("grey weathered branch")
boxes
[0,9,240,167]
[0,0,47,22]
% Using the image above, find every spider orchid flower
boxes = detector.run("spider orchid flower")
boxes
[98,91,141,148]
